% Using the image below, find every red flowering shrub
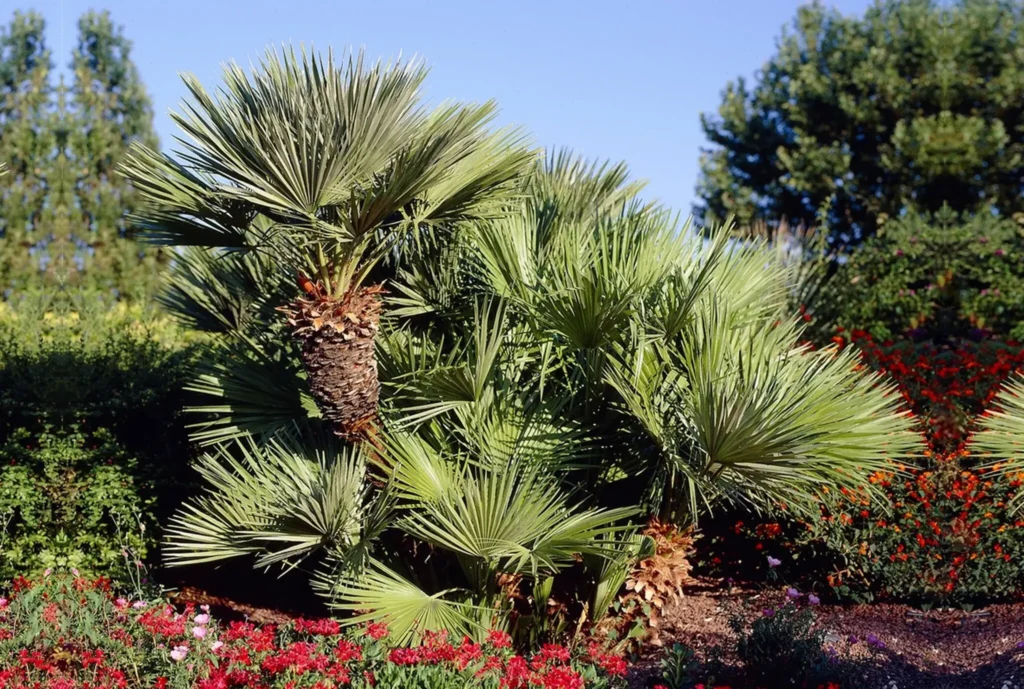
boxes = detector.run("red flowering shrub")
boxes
[798,333,1024,604]
[847,332,1024,454]
[0,572,629,688]
[698,332,1024,605]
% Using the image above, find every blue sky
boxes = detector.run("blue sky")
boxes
[20,0,872,218]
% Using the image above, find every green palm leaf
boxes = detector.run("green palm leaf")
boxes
[164,429,381,568]
[315,560,481,643]
[974,374,1024,511]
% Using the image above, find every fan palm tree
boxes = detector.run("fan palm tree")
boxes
[149,104,918,637]
[974,376,1024,512]
[121,47,535,441]
[396,152,919,519]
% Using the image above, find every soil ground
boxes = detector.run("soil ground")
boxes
[632,577,1024,689]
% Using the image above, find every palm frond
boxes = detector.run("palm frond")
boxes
[185,342,319,445]
[974,374,1024,511]
[316,561,481,643]
[164,429,382,569]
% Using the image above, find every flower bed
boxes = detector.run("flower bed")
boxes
[698,332,1024,605]
[0,573,629,688]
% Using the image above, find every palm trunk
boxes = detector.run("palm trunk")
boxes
[284,286,383,442]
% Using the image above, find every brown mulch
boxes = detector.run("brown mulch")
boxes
[629,576,1024,689]
[166,586,299,625]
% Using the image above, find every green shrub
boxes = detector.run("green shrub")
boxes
[731,602,832,689]
[0,295,204,578]
[657,642,700,689]
[0,427,154,579]
[812,207,1024,342]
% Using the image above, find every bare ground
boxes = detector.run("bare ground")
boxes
[629,577,1024,689]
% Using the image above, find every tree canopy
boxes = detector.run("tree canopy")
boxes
[696,0,1024,247]
[0,9,161,299]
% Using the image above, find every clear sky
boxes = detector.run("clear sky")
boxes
[19,0,872,218]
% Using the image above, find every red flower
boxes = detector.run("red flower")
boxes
[486,629,513,649]
[365,622,389,640]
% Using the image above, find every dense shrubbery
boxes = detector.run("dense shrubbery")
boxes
[0,297,201,578]
[700,332,1024,606]
[0,428,153,580]
[813,209,1024,343]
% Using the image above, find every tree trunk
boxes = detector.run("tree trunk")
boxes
[284,287,383,442]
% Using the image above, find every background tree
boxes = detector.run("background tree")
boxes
[696,0,1024,247]
[0,11,52,295]
[68,10,162,300]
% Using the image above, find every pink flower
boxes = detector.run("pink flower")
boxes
[170,645,189,661]
[0,598,8,609]
[211,641,224,652]
[43,569,52,577]
[194,613,210,624]
[786,587,800,599]
[200,604,210,612]
[767,556,782,567]
[132,601,147,609]
[192,625,207,639]
[71,568,79,577]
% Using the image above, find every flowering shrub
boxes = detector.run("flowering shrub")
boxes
[798,333,1024,605]
[847,332,1024,454]
[0,572,629,688]
[697,331,1024,605]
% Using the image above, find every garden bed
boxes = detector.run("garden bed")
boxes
[167,575,1024,689]
[630,577,1024,689]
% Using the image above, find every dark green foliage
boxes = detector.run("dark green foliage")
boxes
[0,427,153,579]
[0,296,203,576]
[731,602,833,689]
[657,643,700,689]
[67,10,164,299]
[0,9,163,300]
[697,0,1024,246]
[0,10,186,582]
[810,206,1024,341]
[0,11,53,294]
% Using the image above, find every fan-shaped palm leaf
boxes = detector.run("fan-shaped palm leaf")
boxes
[164,428,381,568]
[315,561,481,643]
[974,375,1024,511]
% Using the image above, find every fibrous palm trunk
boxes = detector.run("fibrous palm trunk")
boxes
[283,285,384,442]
